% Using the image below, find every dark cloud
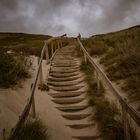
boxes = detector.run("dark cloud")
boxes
[0,0,140,36]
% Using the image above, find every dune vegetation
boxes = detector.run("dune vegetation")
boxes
[80,60,137,140]
[0,33,51,88]
[82,25,140,104]
[16,119,49,140]
[0,33,51,56]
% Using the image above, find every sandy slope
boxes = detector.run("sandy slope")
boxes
[0,56,49,139]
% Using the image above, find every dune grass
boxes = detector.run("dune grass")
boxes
[0,33,49,88]
[82,25,140,103]
[80,58,137,140]
[0,32,51,56]
[0,48,30,88]
[0,33,70,88]
[16,119,49,140]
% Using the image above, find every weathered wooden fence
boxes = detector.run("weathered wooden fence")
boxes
[7,36,65,140]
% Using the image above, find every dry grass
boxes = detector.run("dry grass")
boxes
[16,119,49,140]
[80,57,137,140]
[0,48,30,88]
[0,32,51,56]
[82,25,140,102]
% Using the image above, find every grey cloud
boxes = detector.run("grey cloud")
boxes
[0,0,140,36]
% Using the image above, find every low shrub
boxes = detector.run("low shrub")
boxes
[16,119,49,140]
[0,49,29,88]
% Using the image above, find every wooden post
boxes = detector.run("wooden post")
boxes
[55,41,57,50]
[53,42,56,52]
[95,71,101,92]
[30,84,36,118]
[61,41,63,48]
[31,96,36,118]
[45,45,49,64]
[38,63,43,85]
[2,129,6,140]
[51,42,54,57]
[55,42,57,50]
[37,57,40,65]
[122,110,131,140]
[97,77,101,90]
[58,41,60,49]
[94,70,97,80]
[84,53,87,64]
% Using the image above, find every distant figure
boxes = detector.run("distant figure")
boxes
[78,33,81,40]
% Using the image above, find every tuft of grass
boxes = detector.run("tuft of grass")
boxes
[91,97,137,140]
[0,49,30,88]
[16,119,49,140]
[38,83,49,91]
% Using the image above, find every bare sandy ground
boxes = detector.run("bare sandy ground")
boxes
[0,56,49,139]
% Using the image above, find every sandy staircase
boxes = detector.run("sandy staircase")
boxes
[47,45,100,140]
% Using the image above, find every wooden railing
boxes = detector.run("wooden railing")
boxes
[77,37,140,127]
[7,36,64,140]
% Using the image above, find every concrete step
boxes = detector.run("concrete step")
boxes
[51,63,79,67]
[51,65,80,68]
[47,79,83,87]
[49,71,79,78]
[71,126,100,139]
[48,75,82,82]
[49,85,85,92]
[62,114,91,120]
[72,136,100,140]
[50,65,80,71]
[53,57,77,61]
[52,59,78,62]
[56,105,88,112]
[50,68,79,73]
[52,97,84,104]
[66,123,93,129]
[48,91,85,98]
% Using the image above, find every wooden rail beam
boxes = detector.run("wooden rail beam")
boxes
[7,36,64,140]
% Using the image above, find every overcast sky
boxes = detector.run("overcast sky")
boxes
[0,0,140,37]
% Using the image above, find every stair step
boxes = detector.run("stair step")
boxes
[52,61,79,64]
[52,97,84,104]
[51,65,79,68]
[51,63,79,67]
[52,59,78,63]
[50,66,79,71]
[66,124,93,129]
[49,71,79,78]
[53,58,77,61]
[49,85,85,92]
[47,79,83,87]
[56,105,88,112]
[50,68,79,74]
[48,91,85,98]
[72,136,100,140]
[48,75,82,82]
[62,113,91,120]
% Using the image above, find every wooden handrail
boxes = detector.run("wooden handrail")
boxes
[7,36,63,140]
[77,37,140,127]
